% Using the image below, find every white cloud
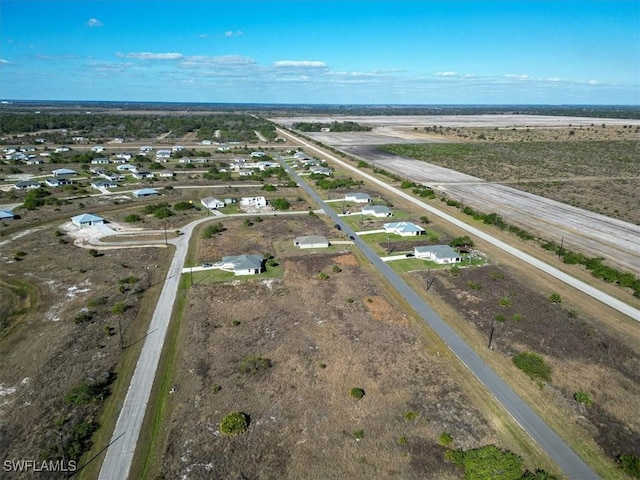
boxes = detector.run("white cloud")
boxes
[505,74,530,80]
[224,30,244,37]
[86,18,103,28]
[587,80,602,86]
[273,60,327,68]
[435,71,459,77]
[198,34,209,39]
[0,58,10,64]
[116,52,183,61]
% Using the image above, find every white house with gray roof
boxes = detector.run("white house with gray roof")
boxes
[414,245,461,264]
[344,192,371,203]
[220,255,263,275]
[71,213,105,228]
[383,221,425,236]
[294,235,330,249]
[361,205,392,217]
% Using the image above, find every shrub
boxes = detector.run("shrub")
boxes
[617,454,640,478]
[439,432,454,446]
[449,265,461,276]
[398,436,408,445]
[202,223,225,238]
[352,429,364,439]
[271,198,290,210]
[173,201,192,211]
[111,302,128,315]
[87,296,108,307]
[74,312,94,324]
[419,215,430,224]
[332,264,342,273]
[88,249,100,257]
[350,387,365,399]
[467,281,482,290]
[211,384,222,394]
[548,293,562,303]
[574,391,593,406]
[153,207,173,219]
[124,213,141,223]
[499,296,512,308]
[317,271,329,280]
[262,184,276,191]
[220,412,249,435]
[403,411,417,421]
[512,352,552,382]
[239,355,272,374]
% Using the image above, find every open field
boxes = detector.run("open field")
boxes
[272,115,640,277]
[145,215,559,479]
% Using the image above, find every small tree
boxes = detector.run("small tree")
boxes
[350,387,365,399]
[220,412,249,435]
[270,198,290,210]
[549,293,562,304]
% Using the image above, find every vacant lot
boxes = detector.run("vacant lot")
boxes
[417,263,640,470]
[149,216,516,479]
[0,222,170,477]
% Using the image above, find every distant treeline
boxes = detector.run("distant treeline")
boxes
[292,121,372,132]
[0,112,277,142]
[3,102,639,119]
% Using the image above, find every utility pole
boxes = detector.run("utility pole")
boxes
[190,266,193,287]
[387,235,391,254]
[488,317,496,349]
[58,431,69,478]
[118,316,125,350]
[164,224,168,246]
[558,236,564,259]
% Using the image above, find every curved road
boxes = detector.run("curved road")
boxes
[277,128,639,322]
[277,151,600,480]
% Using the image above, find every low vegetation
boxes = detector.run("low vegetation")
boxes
[220,412,250,435]
[512,351,552,383]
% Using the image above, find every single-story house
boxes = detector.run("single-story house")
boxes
[45,177,73,188]
[240,196,267,209]
[14,180,41,190]
[54,146,70,153]
[344,192,371,203]
[139,146,153,153]
[257,160,279,170]
[201,197,225,210]
[91,157,109,164]
[52,168,77,177]
[172,145,185,152]
[90,167,108,175]
[91,145,105,153]
[361,205,392,217]
[251,151,266,158]
[71,213,105,228]
[220,255,263,275]
[91,180,118,189]
[132,171,154,179]
[132,188,160,198]
[102,172,125,181]
[414,245,461,264]
[0,210,16,220]
[117,163,136,171]
[156,149,171,160]
[159,170,175,177]
[294,235,330,249]
[238,169,253,177]
[309,166,332,176]
[383,221,425,236]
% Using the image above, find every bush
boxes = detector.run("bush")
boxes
[88,249,100,257]
[124,213,141,223]
[512,351,552,382]
[350,387,365,399]
[439,432,454,446]
[403,411,417,421]
[352,429,364,439]
[617,454,640,478]
[574,391,593,406]
[270,198,290,210]
[202,222,225,238]
[173,201,192,211]
[220,412,249,435]
[74,311,94,324]
[239,355,272,374]
[153,207,173,219]
[548,293,562,303]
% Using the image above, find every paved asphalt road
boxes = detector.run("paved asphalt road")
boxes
[277,134,601,479]
[278,128,639,323]
[98,216,212,480]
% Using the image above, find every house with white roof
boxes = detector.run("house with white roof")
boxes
[91,179,118,190]
[159,170,175,177]
[383,221,425,236]
[240,196,267,209]
[91,157,110,164]
[201,197,225,210]
[362,205,392,217]
[414,245,461,264]
[14,180,41,190]
[344,192,371,203]
[91,146,105,153]
[45,177,73,188]
[294,235,330,249]
[132,171,154,179]
[155,150,171,161]
[117,163,136,171]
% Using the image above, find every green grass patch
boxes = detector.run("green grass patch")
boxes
[512,351,552,382]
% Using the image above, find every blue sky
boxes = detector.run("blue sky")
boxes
[1,0,638,104]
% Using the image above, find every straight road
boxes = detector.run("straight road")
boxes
[98,216,212,480]
[277,128,639,322]
[277,152,601,480]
